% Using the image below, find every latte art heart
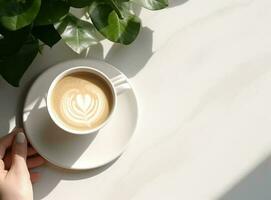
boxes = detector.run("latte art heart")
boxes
[61,89,105,127]
[76,94,91,111]
[51,72,112,131]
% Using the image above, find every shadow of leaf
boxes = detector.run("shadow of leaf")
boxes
[105,27,154,78]
[168,0,189,8]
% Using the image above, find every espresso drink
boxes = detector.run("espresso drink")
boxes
[51,72,113,131]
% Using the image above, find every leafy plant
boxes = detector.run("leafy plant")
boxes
[0,0,168,86]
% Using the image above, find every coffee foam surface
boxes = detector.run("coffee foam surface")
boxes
[51,72,112,131]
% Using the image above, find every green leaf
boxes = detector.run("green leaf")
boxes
[64,0,94,8]
[32,25,61,47]
[0,0,35,17]
[132,0,168,10]
[0,25,31,56]
[55,14,101,54]
[35,0,70,25]
[0,36,39,86]
[89,1,141,45]
[0,0,41,30]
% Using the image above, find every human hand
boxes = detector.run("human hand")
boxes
[0,129,45,200]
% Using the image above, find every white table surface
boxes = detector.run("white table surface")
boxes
[1,0,271,199]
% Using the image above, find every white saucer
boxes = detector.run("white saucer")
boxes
[23,59,138,170]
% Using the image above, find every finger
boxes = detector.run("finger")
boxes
[0,129,21,170]
[0,131,17,159]
[5,146,38,158]
[3,152,11,170]
[4,147,39,170]
[12,127,24,132]
[0,160,4,170]
[26,156,45,169]
[30,172,41,183]
[10,132,28,175]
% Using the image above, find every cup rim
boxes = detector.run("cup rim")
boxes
[46,66,117,135]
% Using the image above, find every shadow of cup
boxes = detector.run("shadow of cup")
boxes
[25,102,119,200]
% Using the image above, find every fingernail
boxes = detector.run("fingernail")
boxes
[16,132,26,144]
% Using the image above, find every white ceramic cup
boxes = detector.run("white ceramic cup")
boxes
[47,66,130,135]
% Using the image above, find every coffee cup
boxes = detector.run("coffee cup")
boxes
[47,66,130,135]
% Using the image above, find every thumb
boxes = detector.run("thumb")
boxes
[10,132,28,175]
